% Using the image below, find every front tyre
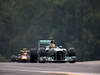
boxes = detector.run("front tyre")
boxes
[69,60,76,63]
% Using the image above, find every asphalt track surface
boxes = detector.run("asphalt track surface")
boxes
[0,61,100,75]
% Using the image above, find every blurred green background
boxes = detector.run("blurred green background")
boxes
[0,0,100,61]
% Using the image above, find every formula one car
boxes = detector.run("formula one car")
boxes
[30,40,76,63]
[11,48,30,62]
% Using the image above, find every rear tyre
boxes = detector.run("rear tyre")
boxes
[69,60,76,63]
[67,49,76,56]
[30,50,38,63]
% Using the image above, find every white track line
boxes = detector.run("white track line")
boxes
[0,68,100,75]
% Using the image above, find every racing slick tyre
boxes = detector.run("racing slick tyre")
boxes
[39,50,46,57]
[67,49,76,56]
[69,60,76,63]
[30,50,38,63]
[39,50,46,63]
